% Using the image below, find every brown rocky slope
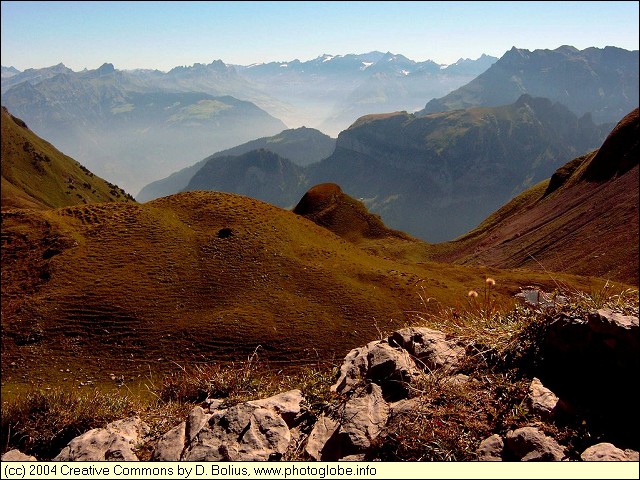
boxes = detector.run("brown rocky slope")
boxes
[434,108,639,286]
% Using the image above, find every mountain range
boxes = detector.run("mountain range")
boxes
[434,107,639,285]
[2,104,637,391]
[0,63,287,194]
[1,52,496,193]
[157,94,609,242]
[2,46,636,199]
[420,45,639,125]
[234,51,498,134]
[137,127,336,202]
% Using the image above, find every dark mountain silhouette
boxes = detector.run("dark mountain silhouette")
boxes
[419,46,639,125]
[433,108,639,285]
[137,127,335,202]
[1,107,134,209]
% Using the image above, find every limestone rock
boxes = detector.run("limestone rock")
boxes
[340,383,389,452]
[152,390,302,462]
[1,449,37,461]
[389,327,466,374]
[528,377,559,417]
[305,414,341,461]
[247,389,304,427]
[331,340,419,398]
[151,422,186,462]
[305,383,389,461]
[505,427,565,461]
[581,443,638,461]
[476,434,504,461]
[53,417,149,461]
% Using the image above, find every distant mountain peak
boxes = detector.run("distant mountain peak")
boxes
[97,62,115,74]
[556,44,579,53]
[419,45,638,124]
[318,54,340,62]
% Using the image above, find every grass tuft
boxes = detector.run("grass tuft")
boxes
[1,388,136,460]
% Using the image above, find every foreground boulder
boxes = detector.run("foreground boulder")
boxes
[54,417,149,461]
[388,327,466,374]
[528,377,561,417]
[580,443,639,461]
[505,427,566,461]
[306,383,389,461]
[477,427,566,461]
[330,340,419,399]
[539,308,639,447]
[1,449,37,461]
[152,390,303,461]
[331,327,466,400]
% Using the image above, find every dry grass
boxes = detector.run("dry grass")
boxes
[2,190,605,396]
[1,107,135,210]
[1,358,338,461]
[2,283,636,461]
[0,388,137,460]
[367,281,639,461]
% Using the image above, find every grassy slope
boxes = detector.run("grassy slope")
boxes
[1,107,134,210]
[1,190,609,396]
[431,109,639,285]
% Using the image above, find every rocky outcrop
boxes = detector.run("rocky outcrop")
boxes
[537,308,639,448]
[331,327,466,400]
[1,449,37,461]
[580,443,639,462]
[505,427,566,461]
[20,310,639,463]
[388,327,466,374]
[476,427,566,461]
[153,390,304,461]
[330,340,420,399]
[545,308,639,369]
[528,377,560,417]
[476,434,504,461]
[477,432,639,462]
[53,417,149,461]
[306,383,389,461]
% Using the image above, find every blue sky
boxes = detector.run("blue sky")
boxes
[1,1,638,71]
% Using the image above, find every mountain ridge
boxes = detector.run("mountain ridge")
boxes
[137,127,335,202]
[148,94,610,242]
[419,45,639,125]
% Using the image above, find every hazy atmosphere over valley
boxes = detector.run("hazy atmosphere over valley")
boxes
[1,0,639,472]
